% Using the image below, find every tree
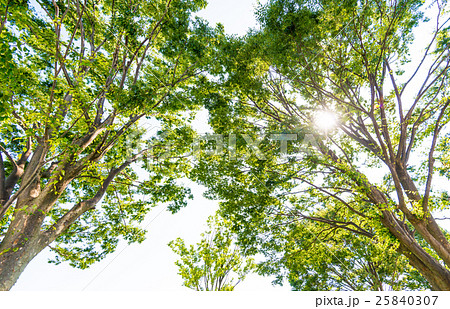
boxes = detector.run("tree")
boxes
[0,0,222,290]
[168,214,255,291]
[258,218,430,290]
[191,0,450,290]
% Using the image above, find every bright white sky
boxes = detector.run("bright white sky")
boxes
[12,0,285,291]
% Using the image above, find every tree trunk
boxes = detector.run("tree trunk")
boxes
[381,211,450,290]
[0,234,46,290]
[0,145,142,290]
[404,248,450,291]
[0,195,49,290]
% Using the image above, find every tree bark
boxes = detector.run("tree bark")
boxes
[0,229,47,290]
[402,247,450,291]
[380,211,450,290]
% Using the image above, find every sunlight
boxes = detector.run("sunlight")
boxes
[314,110,338,132]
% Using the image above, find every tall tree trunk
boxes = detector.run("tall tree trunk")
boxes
[404,248,450,291]
[0,190,49,290]
[0,233,46,290]
[381,211,450,290]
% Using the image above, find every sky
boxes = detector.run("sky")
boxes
[12,0,285,291]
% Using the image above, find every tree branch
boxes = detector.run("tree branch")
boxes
[422,100,449,212]
[0,0,10,35]
[0,153,5,206]
[41,148,150,244]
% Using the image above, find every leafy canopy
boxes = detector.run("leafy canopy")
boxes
[190,0,450,290]
[0,0,223,270]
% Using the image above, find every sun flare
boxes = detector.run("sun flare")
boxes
[314,110,338,132]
